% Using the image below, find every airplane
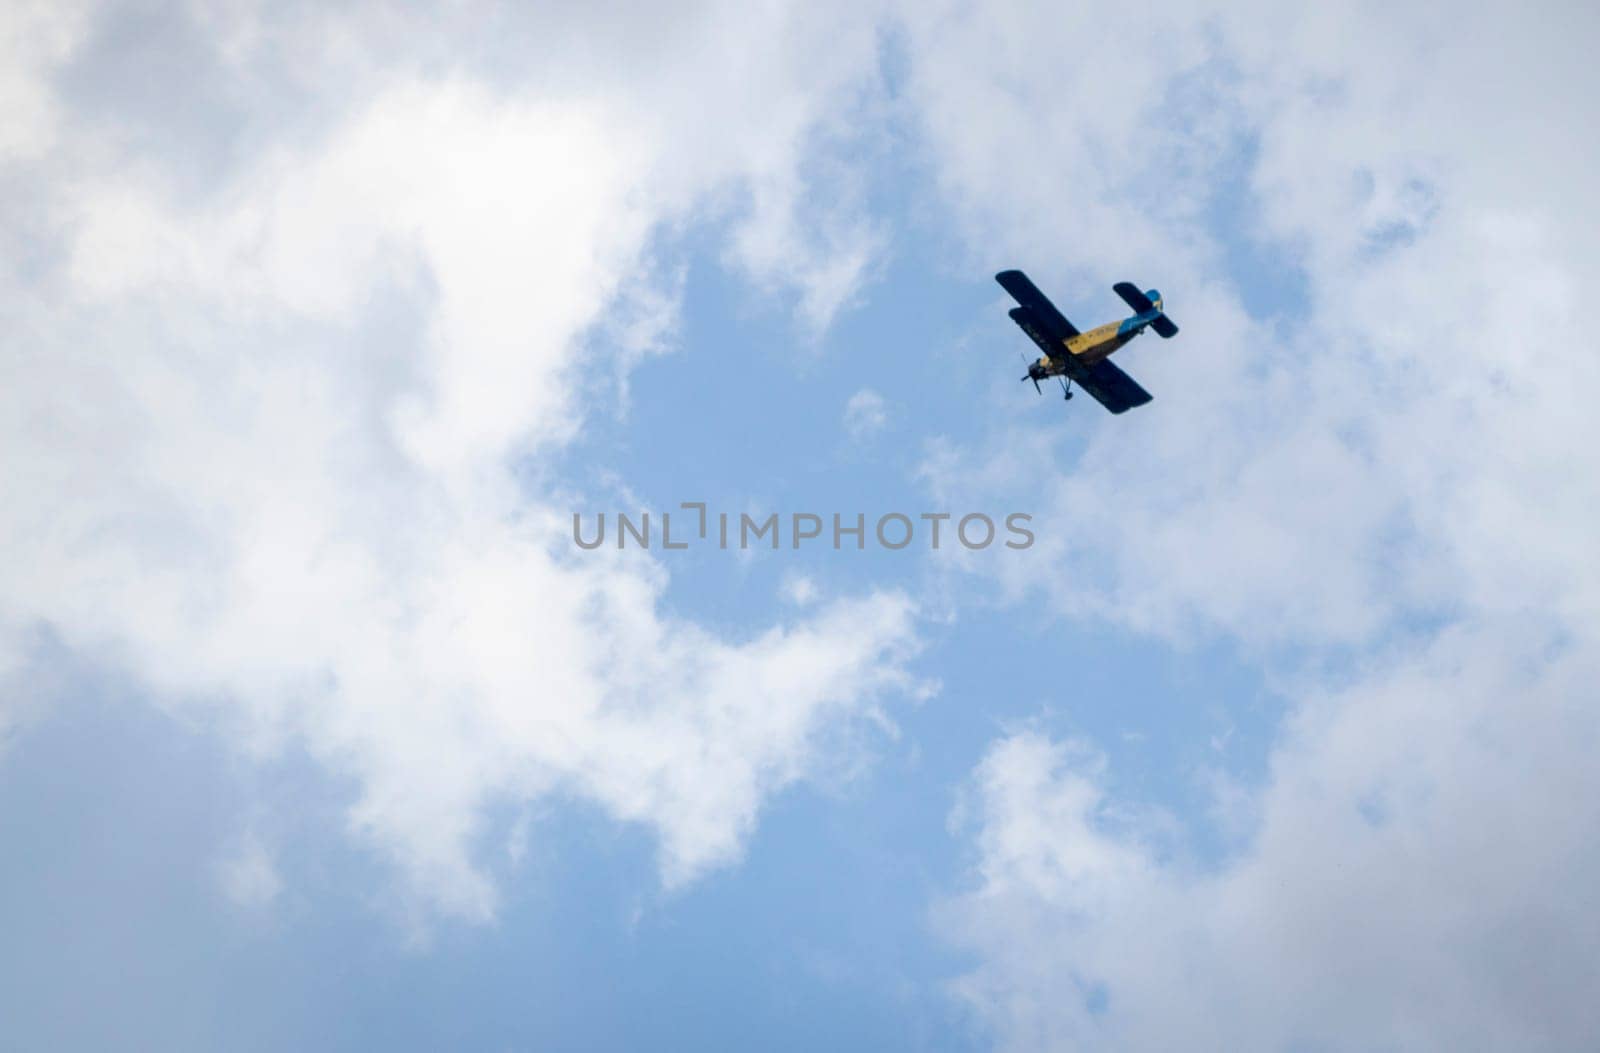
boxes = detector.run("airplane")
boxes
[996,269,1179,414]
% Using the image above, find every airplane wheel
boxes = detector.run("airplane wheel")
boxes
[1065,391,1074,400]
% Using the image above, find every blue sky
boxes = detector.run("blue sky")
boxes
[4,2,1600,1050]
[3,184,1276,1050]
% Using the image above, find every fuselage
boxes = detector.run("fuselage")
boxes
[1033,310,1162,374]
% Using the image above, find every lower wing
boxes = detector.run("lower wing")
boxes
[1075,358,1153,414]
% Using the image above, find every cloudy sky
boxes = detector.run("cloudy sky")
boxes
[3,1,1598,1049]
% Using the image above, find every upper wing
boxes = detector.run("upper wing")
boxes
[1075,358,1153,414]
[996,270,1079,339]
[1112,281,1155,314]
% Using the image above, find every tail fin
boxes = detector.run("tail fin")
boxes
[1113,281,1180,338]
[1146,288,1177,336]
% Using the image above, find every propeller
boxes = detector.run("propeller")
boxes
[1016,351,1074,401]
[1019,351,1042,394]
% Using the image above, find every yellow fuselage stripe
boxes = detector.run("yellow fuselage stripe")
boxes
[1037,319,1135,370]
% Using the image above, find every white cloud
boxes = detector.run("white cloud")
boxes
[0,0,920,920]
[843,387,889,441]
[216,832,283,909]
[0,0,87,161]
[946,624,1600,1050]
[781,573,820,606]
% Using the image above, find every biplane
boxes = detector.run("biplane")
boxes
[996,269,1179,414]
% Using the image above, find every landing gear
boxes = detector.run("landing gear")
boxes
[1061,377,1074,401]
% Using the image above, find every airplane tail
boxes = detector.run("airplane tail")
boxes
[1144,288,1178,338]
[1114,282,1180,339]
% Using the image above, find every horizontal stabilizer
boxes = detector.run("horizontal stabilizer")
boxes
[1112,281,1155,314]
[1114,280,1178,338]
